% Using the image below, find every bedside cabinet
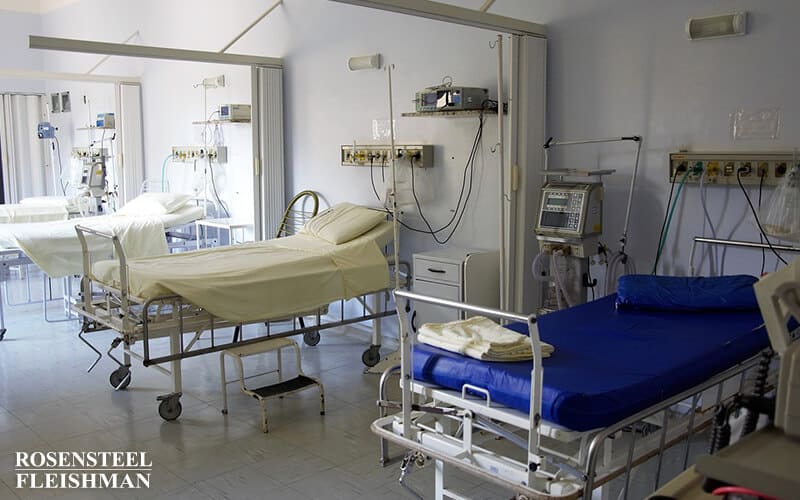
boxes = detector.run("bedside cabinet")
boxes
[412,248,499,327]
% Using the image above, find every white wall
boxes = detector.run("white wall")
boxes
[0,9,44,92]
[38,2,254,218]
[33,0,521,255]
[44,80,117,200]
[23,0,795,288]
[485,0,797,279]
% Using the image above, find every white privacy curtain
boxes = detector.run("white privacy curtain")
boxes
[0,94,52,203]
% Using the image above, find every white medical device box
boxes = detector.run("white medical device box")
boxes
[95,113,115,129]
[535,183,603,240]
[753,257,800,437]
[218,104,251,122]
[535,183,603,259]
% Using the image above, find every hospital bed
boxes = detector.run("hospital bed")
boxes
[373,286,773,500]
[0,194,204,340]
[0,203,70,223]
[0,195,91,224]
[18,195,94,217]
[71,211,398,421]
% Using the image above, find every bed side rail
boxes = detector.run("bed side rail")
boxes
[385,291,767,499]
[74,224,131,320]
[392,289,546,478]
[583,350,764,496]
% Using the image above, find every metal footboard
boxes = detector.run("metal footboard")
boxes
[376,289,765,500]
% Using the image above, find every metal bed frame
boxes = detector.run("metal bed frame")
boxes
[0,217,207,342]
[372,289,768,500]
[0,249,80,341]
[72,224,398,421]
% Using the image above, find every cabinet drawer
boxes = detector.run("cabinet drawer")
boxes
[414,259,461,284]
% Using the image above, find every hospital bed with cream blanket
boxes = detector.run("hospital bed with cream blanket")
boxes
[373,275,774,500]
[72,204,398,421]
[0,193,204,340]
[0,195,94,224]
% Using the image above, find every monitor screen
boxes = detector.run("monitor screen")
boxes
[546,196,569,207]
[541,211,571,228]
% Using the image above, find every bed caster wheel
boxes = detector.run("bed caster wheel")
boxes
[109,367,131,390]
[0,328,5,341]
[362,346,381,367]
[303,330,321,346]
[157,397,182,421]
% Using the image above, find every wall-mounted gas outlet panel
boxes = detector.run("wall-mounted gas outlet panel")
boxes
[669,152,794,187]
[340,144,434,168]
[171,146,228,164]
[71,147,108,159]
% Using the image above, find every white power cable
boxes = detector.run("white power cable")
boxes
[604,250,635,295]
[551,252,577,309]
[530,252,551,282]
[698,168,718,276]
[719,196,751,276]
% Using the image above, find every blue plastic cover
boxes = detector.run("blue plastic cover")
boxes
[616,274,759,311]
[412,294,767,431]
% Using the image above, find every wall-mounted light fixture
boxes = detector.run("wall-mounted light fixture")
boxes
[347,54,382,71]
[686,12,747,40]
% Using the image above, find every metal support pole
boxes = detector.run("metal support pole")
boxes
[388,64,400,291]
[86,31,139,74]
[495,34,507,311]
[620,139,642,254]
[220,0,284,53]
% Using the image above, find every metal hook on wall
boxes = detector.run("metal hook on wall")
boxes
[490,142,501,153]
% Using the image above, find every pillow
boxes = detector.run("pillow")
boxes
[301,203,385,244]
[615,274,759,312]
[115,193,192,216]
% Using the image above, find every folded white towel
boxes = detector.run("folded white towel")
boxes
[418,316,553,362]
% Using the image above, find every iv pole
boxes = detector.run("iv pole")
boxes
[493,35,507,311]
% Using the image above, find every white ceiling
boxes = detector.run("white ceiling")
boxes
[0,0,79,14]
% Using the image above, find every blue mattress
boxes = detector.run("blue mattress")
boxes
[412,295,768,432]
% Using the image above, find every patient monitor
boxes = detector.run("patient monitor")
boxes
[754,257,800,438]
[535,182,603,255]
[534,182,604,312]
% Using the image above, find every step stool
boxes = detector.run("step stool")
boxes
[220,337,325,433]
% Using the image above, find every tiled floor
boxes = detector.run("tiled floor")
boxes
[0,277,708,499]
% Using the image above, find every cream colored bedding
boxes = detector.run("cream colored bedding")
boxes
[93,222,393,323]
[0,204,69,223]
[0,205,203,278]
[418,316,554,361]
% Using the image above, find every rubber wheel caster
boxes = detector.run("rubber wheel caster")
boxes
[158,399,182,421]
[109,367,131,390]
[362,346,381,367]
[303,330,321,346]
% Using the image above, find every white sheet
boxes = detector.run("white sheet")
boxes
[20,195,90,215]
[0,204,69,223]
[0,206,202,278]
[418,316,554,361]
[94,222,393,323]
